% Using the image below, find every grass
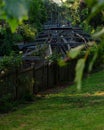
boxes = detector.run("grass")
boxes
[0,70,104,130]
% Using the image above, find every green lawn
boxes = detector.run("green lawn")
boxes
[0,70,104,130]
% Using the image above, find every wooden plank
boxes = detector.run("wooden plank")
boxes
[37,34,49,38]
[17,43,36,50]
[23,56,44,61]
[44,27,72,30]
[44,27,83,31]
[34,38,48,42]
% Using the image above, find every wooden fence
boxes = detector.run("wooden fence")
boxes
[0,67,33,100]
[34,60,77,93]
[0,59,77,100]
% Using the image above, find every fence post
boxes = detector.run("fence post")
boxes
[15,68,18,99]
[46,62,49,89]
[32,62,36,94]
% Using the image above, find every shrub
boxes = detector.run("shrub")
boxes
[0,53,22,73]
[18,24,37,42]
[12,33,23,43]
[0,26,14,55]
[0,94,13,113]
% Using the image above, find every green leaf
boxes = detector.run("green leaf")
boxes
[7,18,18,32]
[85,0,97,7]
[85,0,104,23]
[58,58,67,67]
[88,50,98,72]
[68,45,84,59]
[4,0,28,20]
[93,28,104,38]
[0,0,29,32]
[75,58,85,91]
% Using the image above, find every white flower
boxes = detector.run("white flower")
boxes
[1,71,5,74]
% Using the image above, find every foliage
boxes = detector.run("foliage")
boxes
[12,33,23,43]
[0,0,29,32]
[86,0,104,20]
[46,52,61,63]
[18,24,37,42]
[0,0,48,44]
[0,26,14,55]
[31,44,47,57]
[70,0,81,25]
[62,0,104,28]
[0,0,103,92]
[62,0,85,25]
[75,58,85,90]
[60,0,104,90]
[43,0,61,23]
[0,94,14,113]
[80,20,94,34]
[0,53,22,73]
[0,55,34,113]
[87,41,104,71]
[29,0,47,30]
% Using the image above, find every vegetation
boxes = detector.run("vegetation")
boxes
[0,53,22,71]
[0,26,14,55]
[0,0,104,118]
[61,0,104,89]
[0,70,104,129]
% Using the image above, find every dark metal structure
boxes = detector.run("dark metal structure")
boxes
[17,22,92,62]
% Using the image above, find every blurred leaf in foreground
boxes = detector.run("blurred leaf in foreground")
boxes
[67,45,84,59]
[93,28,104,38]
[75,58,85,91]
[58,58,67,67]
[0,0,29,32]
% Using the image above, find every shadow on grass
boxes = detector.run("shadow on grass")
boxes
[0,94,104,117]
[30,94,104,111]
